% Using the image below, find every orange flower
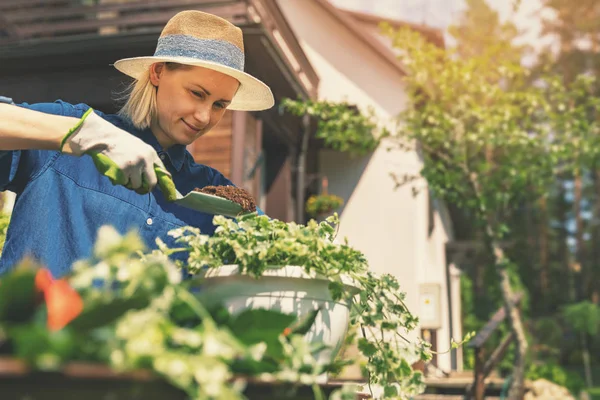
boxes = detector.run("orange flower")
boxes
[35,269,53,292]
[35,269,83,331]
[283,327,292,336]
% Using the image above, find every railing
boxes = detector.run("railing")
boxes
[0,357,372,399]
[464,292,523,400]
[0,0,249,43]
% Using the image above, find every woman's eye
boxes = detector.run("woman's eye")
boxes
[214,102,225,109]
[192,90,203,98]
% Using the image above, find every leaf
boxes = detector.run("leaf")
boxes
[68,295,149,332]
[384,385,398,397]
[357,338,377,357]
[9,324,75,368]
[228,309,296,359]
[287,307,321,336]
[229,357,279,375]
[0,259,40,324]
[399,358,412,376]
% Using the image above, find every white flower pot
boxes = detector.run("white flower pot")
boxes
[193,265,360,374]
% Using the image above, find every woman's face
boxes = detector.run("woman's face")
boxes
[149,63,240,149]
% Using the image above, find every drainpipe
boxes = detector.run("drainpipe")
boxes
[296,113,311,223]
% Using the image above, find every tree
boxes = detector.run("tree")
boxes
[538,0,600,305]
[448,0,525,65]
[562,301,600,387]
[382,21,598,398]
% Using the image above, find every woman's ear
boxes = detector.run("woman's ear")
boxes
[149,62,165,86]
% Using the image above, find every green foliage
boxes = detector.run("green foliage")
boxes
[448,0,525,64]
[0,214,454,399]
[539,0,600,83]
[280,98,388,156]
[527,362,586,395]
[164,213,464,398]
[0,259,39,324]
[588,387,600,400]
[459,274,481,370]
[384,25,569,231]
[165,213,368,280]
[0,226,347,399]
[562,301,600,336]
[381,15,600,389]
[305,194,344,216]
[0,212,9,255]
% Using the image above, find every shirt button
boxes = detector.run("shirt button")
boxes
[159,154,166,160]
[146,218,153,226]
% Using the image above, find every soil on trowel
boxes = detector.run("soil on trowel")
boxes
[194,185,256,212]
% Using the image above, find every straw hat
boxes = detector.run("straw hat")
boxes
[114,10,274,111]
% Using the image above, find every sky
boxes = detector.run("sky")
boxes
[328,0,550,51]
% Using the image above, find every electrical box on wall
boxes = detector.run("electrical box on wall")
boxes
[419,283,442,329]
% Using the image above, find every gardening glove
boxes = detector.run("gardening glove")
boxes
[60,108,178,201]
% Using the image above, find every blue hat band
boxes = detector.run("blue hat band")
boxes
[154,34,245,71]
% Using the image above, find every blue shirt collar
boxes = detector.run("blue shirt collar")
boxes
[139,127,186,172]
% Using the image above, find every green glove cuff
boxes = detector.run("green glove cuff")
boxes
[155,166,178,202]
[60,107,94,151]
[89,152,127,186]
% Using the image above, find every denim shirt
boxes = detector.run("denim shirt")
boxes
[0,98,244,278]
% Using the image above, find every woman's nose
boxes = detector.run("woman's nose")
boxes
[193,105,210,127]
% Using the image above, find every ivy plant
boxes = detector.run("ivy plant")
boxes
[280,98,389,156]
[164,213,471,399]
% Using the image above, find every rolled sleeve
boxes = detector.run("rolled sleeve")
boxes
[0,99,79,192]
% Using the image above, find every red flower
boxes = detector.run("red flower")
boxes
[35,269,83,331]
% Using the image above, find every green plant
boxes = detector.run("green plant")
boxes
[0,213,469,399]
[526,362,585,396]
[0,226,361,400]
[588,387,600,400]
[163,213,465,399]
[305,194,344,217]
[381,19,600,396]
[562,301,600,388]
[280,98,388,156]
[0,212,9,255]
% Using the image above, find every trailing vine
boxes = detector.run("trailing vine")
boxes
[280,98,389,156]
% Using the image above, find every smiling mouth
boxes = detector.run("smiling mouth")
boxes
[182,119,202,132]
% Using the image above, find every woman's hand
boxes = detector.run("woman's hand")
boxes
[61,111,177,199]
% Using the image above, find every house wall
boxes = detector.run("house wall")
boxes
[277,0,460,371]
[187,110,234,178]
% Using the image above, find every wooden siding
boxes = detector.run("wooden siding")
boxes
[241,113,261,199]
[187,110,233,178]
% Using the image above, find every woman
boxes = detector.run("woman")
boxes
[0,10,273,277]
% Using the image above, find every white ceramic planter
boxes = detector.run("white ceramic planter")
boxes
[193,265,360,371]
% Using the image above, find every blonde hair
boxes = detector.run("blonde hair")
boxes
[117,68,157,130]
[117,63,186,129]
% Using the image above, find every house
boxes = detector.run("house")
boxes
[276,0,463,373]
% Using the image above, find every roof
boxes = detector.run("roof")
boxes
[310,0,445,76]
[339,8,445,48]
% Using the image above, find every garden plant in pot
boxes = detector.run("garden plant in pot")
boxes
[161,212,433,398]
[305,177,344,221]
